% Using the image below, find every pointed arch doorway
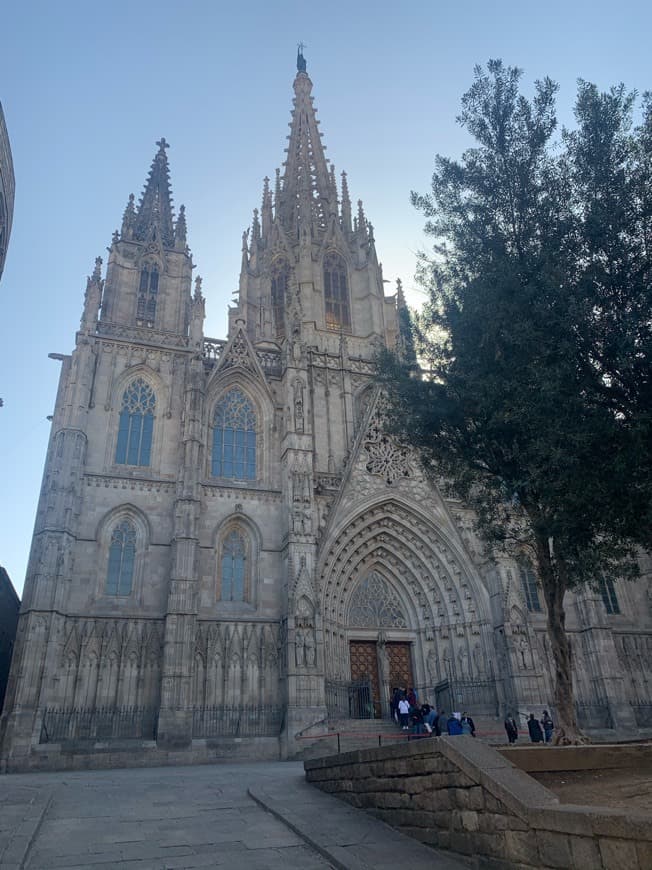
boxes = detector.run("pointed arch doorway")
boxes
[347,571,414,718]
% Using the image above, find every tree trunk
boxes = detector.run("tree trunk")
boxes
[533,530,590,745]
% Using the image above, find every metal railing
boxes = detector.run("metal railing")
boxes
[630,703,652,728]
[40,706,158,743]
[192,705,283,738]
[325,679,373,719]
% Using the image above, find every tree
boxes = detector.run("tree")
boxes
[380,61,652,742]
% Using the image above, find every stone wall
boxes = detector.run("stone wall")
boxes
[304,737,652,869]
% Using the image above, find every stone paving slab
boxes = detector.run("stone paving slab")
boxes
[249,779,469,869]
[0,761,466,869]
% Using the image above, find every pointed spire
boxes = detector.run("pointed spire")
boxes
[328,164,338,218]
[396,277,406,308]
[277,54,333,237]
[81,256,103,330]
[261,176,273,239]
[133,138,175,247]
[274,168,282,217]
[174,204,187,250]
[251,207,261,243]
[357,199,367,238]
[121,193,136,239]
[340,171,352,234]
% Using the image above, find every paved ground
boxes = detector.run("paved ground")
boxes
[0,762,466,870]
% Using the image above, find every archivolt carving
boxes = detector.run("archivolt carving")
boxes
[319,501,489,635]
[348,571,407,628]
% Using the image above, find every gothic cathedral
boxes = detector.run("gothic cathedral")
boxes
[2,52,651,770]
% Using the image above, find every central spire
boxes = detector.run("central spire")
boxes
[133,138,175,247]
[276,48,334,238]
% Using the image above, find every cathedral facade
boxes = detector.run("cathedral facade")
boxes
[2,54,651,770]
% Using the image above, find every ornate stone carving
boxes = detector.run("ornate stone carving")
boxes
[363,412,411,485]
[348,571,407,628]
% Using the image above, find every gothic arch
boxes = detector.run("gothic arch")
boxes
[96,504,150,604]
[318,497,492,683]
[212,513,262,609]
[107,365,167,472]
[205,373,274,486]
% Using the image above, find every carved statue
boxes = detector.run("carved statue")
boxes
[293,380,305,433]
[304,628,316,667]
[294,628,305,668]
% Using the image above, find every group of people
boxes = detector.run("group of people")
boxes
[504,710,554,744]
[390,687,476,738]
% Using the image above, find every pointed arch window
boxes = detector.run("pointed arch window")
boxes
[271,257,290,339]
[137,264,159,325]
[220,529,248,602]
[106,520,137,596]
[323,251,351,331]
[598,576,620,615]
[115,378,156,466]
[520,564,541,612]
[212,388,256,480]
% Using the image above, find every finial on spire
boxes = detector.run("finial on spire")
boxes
[92,256,102,281]
[175,203,187,249]
[156,137,170,152]
[194,275,203,301]
[297,42,307,73]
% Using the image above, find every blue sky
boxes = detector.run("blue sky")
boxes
[1,0,650,594]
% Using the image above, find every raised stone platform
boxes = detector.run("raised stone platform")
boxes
[304,735,652,869]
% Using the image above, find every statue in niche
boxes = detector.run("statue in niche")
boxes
[458,646,469,678]
[472,642,485,677]
[427,647,438,685]
[518,636,531,670]
[295,628,305,667]
[304,628,316,667]
[293,380,305,433]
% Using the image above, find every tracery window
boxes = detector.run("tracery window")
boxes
[271,258,290,339]
[115,378,156,466]
[598,576,620,615]
[520,564,542,612]
[137,264,159,324]
[106,520,137,596]
[220,529,247,601]
[348,571,407,628]
[211,388,256,480]
[323,251,351,331]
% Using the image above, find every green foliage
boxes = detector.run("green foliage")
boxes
[381,59,652,589]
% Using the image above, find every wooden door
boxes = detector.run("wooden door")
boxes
[386,642,413,694]
[349,641,381,718]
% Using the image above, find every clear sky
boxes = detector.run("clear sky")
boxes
[1,0,650,595]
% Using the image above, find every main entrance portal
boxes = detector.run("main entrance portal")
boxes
[349,640,413,718]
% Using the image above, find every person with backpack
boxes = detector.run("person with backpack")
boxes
[447,712,463,735]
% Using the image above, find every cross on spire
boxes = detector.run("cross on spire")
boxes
[156,137,169,151]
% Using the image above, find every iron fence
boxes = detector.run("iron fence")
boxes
[192,705,283,738]
[40,706,158,743]
[325,679,373,719]
[630,703,652,727]
[575,702,613,730]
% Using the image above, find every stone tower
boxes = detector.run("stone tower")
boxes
[2,51,650,771]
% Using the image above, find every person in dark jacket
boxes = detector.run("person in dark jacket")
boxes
[460,711,476,736]
[527,713,544,743]
[542,710,554,743]
[504,714,518,744]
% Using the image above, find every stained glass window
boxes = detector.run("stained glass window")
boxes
[137,265,159,325]
[115,378,156,466]
[271,258,290,339]
[520,564,542,612]
[323,251,351,331]
[221,530,246,601]
[212,388,256,480]
[598,576,620,615]
[106,520,136,596]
